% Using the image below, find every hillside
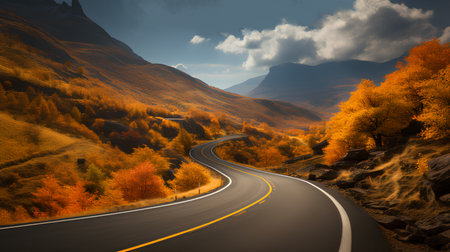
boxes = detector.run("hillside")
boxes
[248,58,399,117]
[225,75,265,96]
[0,0,319,128]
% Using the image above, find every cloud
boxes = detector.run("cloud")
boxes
[216,0,437,69]
[172,63,188,70]
[440,27,450,43]
[190,35,209,44]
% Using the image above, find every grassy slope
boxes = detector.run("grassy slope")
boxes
[0,112,101,210]
[0,112,225,224]
[0,8,320,129]
[0,112,76,164]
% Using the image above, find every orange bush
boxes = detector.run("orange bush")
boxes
[170,162,211,192]
[110,162,167,201]
[32,176,95,218]
[256,146,283,166]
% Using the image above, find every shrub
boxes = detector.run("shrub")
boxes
[170,162,211,192]
[110,162,167,202]
[170,128,194,155]
[130,146,170,178]
[84,164,106,195]
[417,156,429,175]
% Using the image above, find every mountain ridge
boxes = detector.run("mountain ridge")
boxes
[225,75,266,96]
[246,58,401,116]
[0,0,320,127]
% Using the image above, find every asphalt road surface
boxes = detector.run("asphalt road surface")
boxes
[0,135,390,252]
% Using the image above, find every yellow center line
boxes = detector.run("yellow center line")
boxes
[234,211,247,217]
[117,144,273,252]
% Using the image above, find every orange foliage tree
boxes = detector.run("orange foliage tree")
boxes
[32,176,95,218]
[324,39,450,164]
[110,162,167,202]
[417,65,450,140]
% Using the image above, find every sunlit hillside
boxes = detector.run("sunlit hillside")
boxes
[0,4,319,129]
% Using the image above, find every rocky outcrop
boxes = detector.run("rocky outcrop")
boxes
[439,194,450,205]
[330,160,356,170]
[312,140,328,155]
[308,168,338,181]
[376,215,412,230]
[425,230,450,250]
[336,179,356,189]
[297,164,337,181]
[375,213,450,250]
[427,153,450,197]
[350,169,384,182]
[415,217,450,236]
[331,149,371,169]
[342,149,370,162]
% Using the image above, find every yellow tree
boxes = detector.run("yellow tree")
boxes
[171,128,194,155]
[324,80,411,163]
[417,65,450,140]
[170,162,211,191]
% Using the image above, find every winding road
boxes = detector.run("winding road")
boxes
[0,135,389,252]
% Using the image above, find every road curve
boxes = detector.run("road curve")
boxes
[0,135,389,252]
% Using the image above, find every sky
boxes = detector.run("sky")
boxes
[58,0,449,89]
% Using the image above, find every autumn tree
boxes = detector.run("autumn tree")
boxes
[417,65,450,140]
[324,40,450,164]
[60,182,96,215]
[110,162,167,202]
[159,120,179,138]
[32,176,95,217]
[170,162,211,192]
[16,92,29,108]
[382,39,450,115]
[130,146,170,178]
[209,116,221,138]
[146,129,168,150]
[324,80,411,163]
[84,164,106,195]
[32,176,67,217]
[6,92,18,110]
[171,128,194,155]
[257,146,283,166]
[71,106,82,122]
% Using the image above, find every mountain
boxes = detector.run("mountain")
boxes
[0,0,320,127]
[225,75,265,96]
[247,58,400,117]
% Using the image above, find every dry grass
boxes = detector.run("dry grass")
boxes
[0,112,76,164]
[367,140,449,218]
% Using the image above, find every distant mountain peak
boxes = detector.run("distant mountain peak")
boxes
[71,0,85,17]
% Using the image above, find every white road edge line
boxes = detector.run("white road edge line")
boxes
[210,144,352,252]
[0,146,232,231]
